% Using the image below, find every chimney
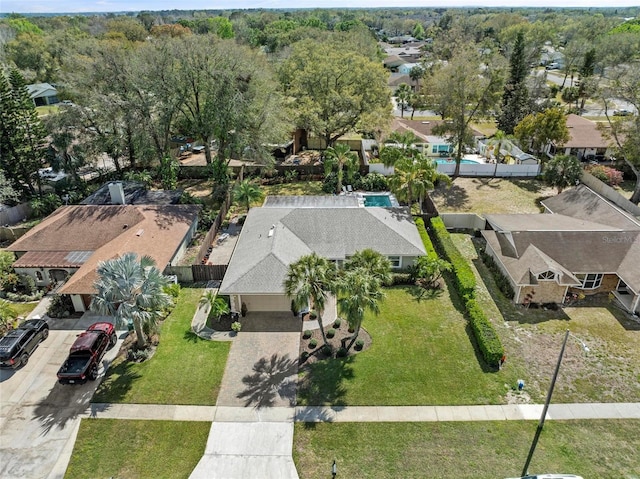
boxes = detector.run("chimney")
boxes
[108,182,126,205]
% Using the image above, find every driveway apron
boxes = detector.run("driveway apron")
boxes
[190,313,301,479]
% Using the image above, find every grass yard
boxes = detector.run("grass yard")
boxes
[261,181,324,197]
[430,177,556,215]
[293,419,640,479]
[298,286,515,406]
[452,233,640,403]
[65,419,209,479]
[616,180,636,200]
[93,287,230,405]
[9,301,39,319]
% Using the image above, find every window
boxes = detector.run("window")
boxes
[35,271,43,281]
[388,256,401,268]
[432,145,438,154]
[537,271,556,280]
[576,273,603,289]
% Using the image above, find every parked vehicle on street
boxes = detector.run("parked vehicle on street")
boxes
[0,318,49,369]
[545,62,560,70]
[57,322,116,385]
[613,109,634,116]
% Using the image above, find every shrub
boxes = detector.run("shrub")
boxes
[300,351,310,361]
[231,321,242,332]
[429,217,476,301]
[585,164,623,187]
[303,329,312,339]
[47,294,74,318]
[355,339,364,350]
[388,272,412,285]
[336,347,348,357]
[414,217,438,260]
[18,275,37,295]
[322,172,339,193]
[309,310,317,320]
[127,348,150,362]
[466,299,504,366]
[163,283,181,298]
[326,328,336,338]
[308,338,318,348]
[355,172,389,191]
[479,250,515,299]
[333,318,342,328]
[322,344,333,356]
[6,290,44,302]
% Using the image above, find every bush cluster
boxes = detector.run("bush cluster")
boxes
[465,299,504,366]
[585,164,623,187]
[479,250,515,299]
[388,272,412,285]
[4,291,44,302]
[429,217,504,367]
[47,294,74,318]
[322,171,389,194]
[414,217,437,260]
[429,217,476,301]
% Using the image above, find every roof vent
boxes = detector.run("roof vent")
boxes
[136,229,144,236]
[268,224,275,238]
[108,182,126,205]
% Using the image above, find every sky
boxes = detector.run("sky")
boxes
[2,0,639,14]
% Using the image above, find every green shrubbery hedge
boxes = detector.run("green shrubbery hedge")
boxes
[465,299,504,365]
[414,217,438,260]
[428,216,504,366]
[479,250,515,300]
[429,217,476,301]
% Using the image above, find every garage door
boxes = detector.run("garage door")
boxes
[241,295,291,312]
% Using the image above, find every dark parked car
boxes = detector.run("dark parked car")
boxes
[57,322,116,385]
[0,318,49,369]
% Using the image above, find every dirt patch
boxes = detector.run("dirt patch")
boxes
[298,319,372,366]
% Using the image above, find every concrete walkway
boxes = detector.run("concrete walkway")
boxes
[82,402,640,423]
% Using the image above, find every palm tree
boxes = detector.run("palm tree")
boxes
[90,253,172,348]
[344,249,392,286]
[379,131,421,168]
[324,143,359,194]
[199,291,230,323]
[389,154,449,212]
[395,83,412,119]
[284,253,337,347]
[336,268,384,351]
[233,179,263,213]
[485,130,517,176]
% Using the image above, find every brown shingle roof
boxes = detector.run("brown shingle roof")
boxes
[9,204,200,295]
[562,114,612,149]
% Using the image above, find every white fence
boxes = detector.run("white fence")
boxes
[368,162,540,178]
[440,213,486,230]
[580,171,640,217]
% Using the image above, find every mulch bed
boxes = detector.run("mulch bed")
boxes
[298,318,372,366]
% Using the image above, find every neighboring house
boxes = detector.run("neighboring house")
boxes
[388,73,412,89]
[477,139,539,165]
[219,196,426,314]
[398,63,421,75]
[549,114,615,160]
[482,185,640,314]
[81,181,183,205]
[8,184,200,312]
[26,83,59,107]
[383,55,405,71]
[391,119,484,157]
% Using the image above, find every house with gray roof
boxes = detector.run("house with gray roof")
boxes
[26,83,59,107]
[219,196,426,314]
[481,185,640,314]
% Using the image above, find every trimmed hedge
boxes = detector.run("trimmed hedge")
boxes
[466,299,504,366]
[479,250,515,300]
[429,217,476,301]
[414,217,438,260]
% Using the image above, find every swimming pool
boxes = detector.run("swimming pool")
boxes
[434,159,481,164]
[363,194,393,207]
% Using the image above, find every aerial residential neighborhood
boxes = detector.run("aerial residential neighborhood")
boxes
[1,4,639,479]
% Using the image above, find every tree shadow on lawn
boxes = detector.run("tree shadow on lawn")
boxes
[431,182,469,209]
[237,353,299,408]
[472,178,502,190]
[511,178,545,193]
[297,356,354,408]
[407,285,444,303]
[91,360,143,404]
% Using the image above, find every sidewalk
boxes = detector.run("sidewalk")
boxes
[83,402,640,422]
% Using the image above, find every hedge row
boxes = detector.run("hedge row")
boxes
[429,217,476,301]
[428,216,504,367]
[414,217,438,260]
[466,299,504,366]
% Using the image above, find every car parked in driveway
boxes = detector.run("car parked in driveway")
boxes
[57,322,116,384]
[0,318,49,369]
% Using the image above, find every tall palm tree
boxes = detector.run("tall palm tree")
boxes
[395,83,412,119]
[90,253,172,348]
[337,268,384,351]
[284,253,337,347]
[324,143,358,194]
[344,249,392,286]
[389,154,449,212]
[379,131,421,168]
[233,179,263,212]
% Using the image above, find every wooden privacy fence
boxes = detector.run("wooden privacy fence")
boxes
[192,264,228,282]
[195,179,236,265]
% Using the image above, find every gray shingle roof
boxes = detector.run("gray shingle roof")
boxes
[220,205,426,294]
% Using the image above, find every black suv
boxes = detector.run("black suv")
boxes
[0,318,49,369]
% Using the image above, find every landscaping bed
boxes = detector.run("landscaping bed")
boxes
[298,317,373,366]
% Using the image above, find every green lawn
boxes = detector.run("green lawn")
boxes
[298,286,516,406]
[93,287,230,405]
[294,420,640,479]
[9,301,39,319]
[65,419,209,479]
[261,181,324,197]
[430,177,556,215]
[452,233,640,403]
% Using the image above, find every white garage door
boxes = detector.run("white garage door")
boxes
[241,295,291,312]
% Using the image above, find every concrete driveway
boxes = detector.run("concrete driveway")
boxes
[0,316,124,479]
